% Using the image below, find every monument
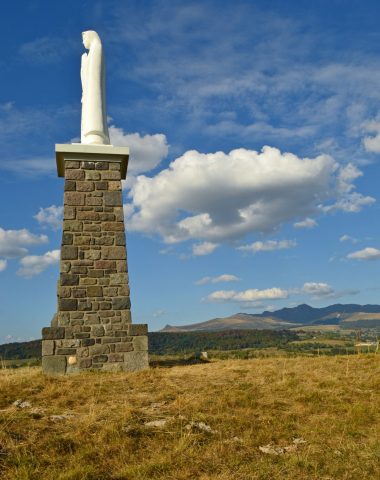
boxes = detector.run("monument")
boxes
[41,31,148,374]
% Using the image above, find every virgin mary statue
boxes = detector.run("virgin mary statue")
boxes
[81,31,110,145]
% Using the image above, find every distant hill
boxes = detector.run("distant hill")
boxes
[161,304,380,332]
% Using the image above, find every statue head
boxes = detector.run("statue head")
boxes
[82,30,101,49]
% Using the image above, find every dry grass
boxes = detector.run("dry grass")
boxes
[1,355,380,479]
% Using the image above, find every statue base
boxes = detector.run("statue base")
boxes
[41,144,149,375]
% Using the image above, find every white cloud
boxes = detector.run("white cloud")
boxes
[127,146,371,245]
[109,127,169,176]
[34,205,63,230]
[0,259,7,271]
[195,274,240,285]
[293,218,318,229]
[238,239,296,253]
[301,282,334,297]
[363,121,380,153]
[0,228,48,259]
[192,242,219,256]
[340,234,357,243]
[347,247,380,261]
[17,249,60,278]
[207,287,288,303]
[1,158,55,177]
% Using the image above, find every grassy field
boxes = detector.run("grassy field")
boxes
[0,355,380,479]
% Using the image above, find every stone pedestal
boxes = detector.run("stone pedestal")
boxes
[42,144,148,374]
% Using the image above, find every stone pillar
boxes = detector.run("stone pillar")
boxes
[42,144,148,374]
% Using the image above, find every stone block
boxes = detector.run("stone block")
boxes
[86,196,102,206]
[82,338,95,347]
[123,351,149,372]
[84,250,101,260]
[80,278,97,285]
[61,273,79,286]
[86,171,101,180]
[120,310,132,323]
[64,180,76,191]
[87,286,103,297]
[115,232,126,246]
[64,206,76,220]
[115,342,133,352]
[133,336,148,351]
[76,181,94,191]
[90,344,110,355]
[42,355,67,375]
[92,325,105,336]
[108,181,121,191]
[93,355,108,363]
[103,222,124,231]
[104,191,122,206]
[109,273,128,285]
[77,211,99,221]
[94,260,115,269]
[84,224,101,232]
[102,246,126,260]
[57,312,70,326]
[108,353,124,362]
[65,169,85,180]
[61,246,78,260]
[78,300,92,311]
[79,358,92,368]
[82,161,95,169]
[95,181,107,190]
[58,286,71,298]
[102,171,121,180]
[128,324,148,336]
[65,160,80,169]
[72,288,86,298]
[112,297,131,310]
[59,298,78,311]
[100,302,112,310]
[42,340,55,356]
[114,207,124,222]
[118,284,130,296]
[102,336,121,344]
[65,192,85,205]
[42,327,65,340]
[56,348,77,355]
[95,236,114,246]
[64,220,83,232]
[95,162,109,170]
[62,232,73,245]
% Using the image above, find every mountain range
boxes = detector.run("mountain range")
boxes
[161,304,380,331]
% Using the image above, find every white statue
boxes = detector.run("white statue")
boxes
[81,31,110,145]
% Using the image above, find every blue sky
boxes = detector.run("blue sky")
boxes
[1,0,380,342]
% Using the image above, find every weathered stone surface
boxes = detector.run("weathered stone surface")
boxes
[42,340,55,356]
[59,299,78,311]
[65,160,80,169]
[108,353,124,362]
[42,327,65,340]
[43,159,148,375]
[133,336,148,351]
[102,246,126,260]
[93,355,108,363]
[61,246,78,260]
[104,191,122,206]
[56,348,77,355]
[87,286,103,297]
[42,355,67,375]
[123,351,149,372]
[115,342,133,353]
[128,324,148,335]
[65,169,85,180]
[65,192,85,205]
[112,297,131,310]
[109,273,128,285]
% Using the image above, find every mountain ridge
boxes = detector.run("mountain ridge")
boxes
[161,303,380,332]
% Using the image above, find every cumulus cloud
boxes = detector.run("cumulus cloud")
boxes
[126,146,369,245]
[238,239,296,253]
[293,218,318,229]
[109,127,169,176]
[347,247,380,261]
[0,259,7,271]
[17,249,60,278]
[207,287,288,303]
[195,274,240,285]
[301,282,334,297]
[192,242,219,256]
[0,228,48,259]
[34,205,63,230]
